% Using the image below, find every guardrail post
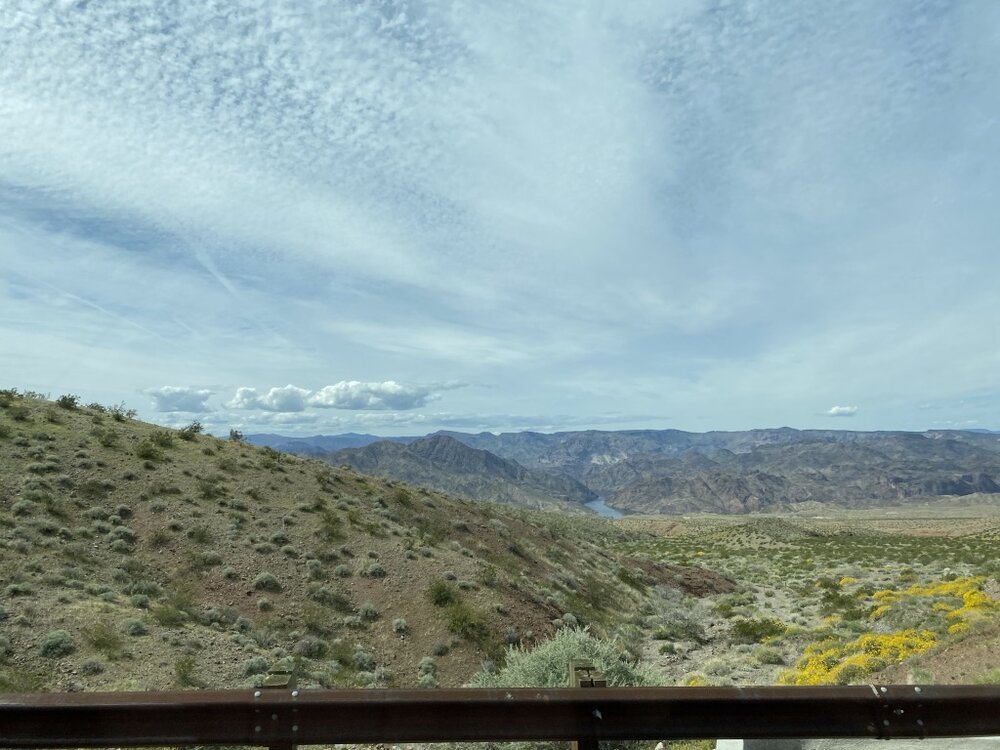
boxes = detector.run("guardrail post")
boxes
[261,658,298,750]
[569,660,607,750]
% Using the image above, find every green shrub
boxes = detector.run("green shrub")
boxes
[121,618,148,636]
[83,620,125,659]
[359,602,379,620]
[242,656,269,676]
[393,618,408,634]
[730,617,785,644]
[39,630,75,657]
[469,627,663,688]
[427,580,458,607]
[175,655,200,687]
[178,421,203,441]
[56,394,80,410]
[253,573,281,592]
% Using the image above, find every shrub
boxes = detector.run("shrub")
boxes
[242,656,269,676]
[432,642,450,656]
[427,581,458,607]
[121,618,148,636]
[730,617,786,644]
[82,621,124,658]
[293,636,328,659]
[175,655,200,687]
[351,649,374,671]
[359,602,379,621]
[363,563,387,578]
[253,573,281,592]
[56,394,80,410]
[393,618,409,634]
[257,598,273,612]
[178,421,203,441]
[39,630,75,657]
[334,564,352,578]
[150,430,174,448]
[80,659,104,675]
[135,441,161,461]
[109,402,136,421]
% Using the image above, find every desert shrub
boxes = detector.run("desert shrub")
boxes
[83,620,125,659]
[109,402,136,421]
[363,563,387,578]
[186,525,212,544]
[257,598,273,612]
[56,394,80,410]
[151,605,187,627]
[427,580,459,607]
[293,636,328,659]
[359,602,379,620]
[730,617,785,644]
[178,421,202,441]
[753,646,785,665]
[175,655,200,687]
[393,618,408,634]
[39,630,75,657]
[432,641,450,656]
[121,618,148,636]
[470,627,663,689]
[334,564,352,578]
[351,649,374,671]
[222,566,239,580]
[253,572,281,592]
[80,659,105,675]
[242,656,269,676]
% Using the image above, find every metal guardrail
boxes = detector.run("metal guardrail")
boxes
[2,685,1000,748]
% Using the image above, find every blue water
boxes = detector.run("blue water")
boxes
[585,497,624,519]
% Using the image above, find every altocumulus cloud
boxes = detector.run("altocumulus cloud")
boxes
[827,405,859,417]
[228,381,464,412]
[147,386,213,413]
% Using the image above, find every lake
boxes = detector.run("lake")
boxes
[584,497,623,519]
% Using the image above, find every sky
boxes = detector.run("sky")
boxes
[2,0,999,437]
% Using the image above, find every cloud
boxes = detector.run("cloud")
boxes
[228,385,311,412]
[309,381,443,411]
[226,381,465,412]
[826,405,859,417]
[146,386,213,413]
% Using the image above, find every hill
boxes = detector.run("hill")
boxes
[253,427,1000,515]
[0,390,733,693]
[328,435,597,513]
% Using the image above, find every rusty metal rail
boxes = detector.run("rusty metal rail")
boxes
[2,685,1000,747]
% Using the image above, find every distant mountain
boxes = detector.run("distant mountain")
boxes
[255,427,1000,516]
[328,435,597,513]
[244,432,412,456]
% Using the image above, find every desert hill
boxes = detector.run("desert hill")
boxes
[328,435,596,513]
[0,390,730,693]
[254,427,1000,516]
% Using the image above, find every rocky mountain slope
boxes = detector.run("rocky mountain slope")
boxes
[0,390,732,693]
[246,427,1000,516]
[328,435,596,513]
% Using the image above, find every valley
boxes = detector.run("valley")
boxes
[2,390,998,704]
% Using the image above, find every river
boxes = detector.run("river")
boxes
[584,496,623,519]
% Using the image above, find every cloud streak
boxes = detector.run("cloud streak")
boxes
[2,1,999,434]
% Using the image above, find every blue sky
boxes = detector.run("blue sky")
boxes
[2,0,998,436]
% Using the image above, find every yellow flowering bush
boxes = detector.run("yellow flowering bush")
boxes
[779,629,936,685]
[869,576,997,631]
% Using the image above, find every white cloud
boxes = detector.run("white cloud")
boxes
[225,381,464,413]
[146,386,212,413]
[228,385,311,412]
[826,405,859,417]
[309,381,439,411]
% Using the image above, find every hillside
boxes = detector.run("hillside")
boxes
[328,435,597,513]
[254,427,1000,516]
[0,390,726,693]
[434,429,1000,514]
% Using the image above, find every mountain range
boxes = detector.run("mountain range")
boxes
[247,427,1000,515]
